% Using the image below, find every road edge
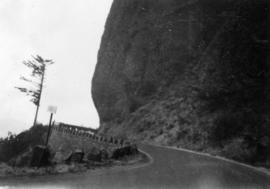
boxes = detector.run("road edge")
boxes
[147,143,270,177]
[85,149,154,174]
[138,149,154,165]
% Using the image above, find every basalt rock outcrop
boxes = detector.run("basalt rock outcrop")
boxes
[92,0,269,163]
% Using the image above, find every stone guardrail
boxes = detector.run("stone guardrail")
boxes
[51,122,130,147]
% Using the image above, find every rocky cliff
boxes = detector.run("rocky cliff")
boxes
[92,0,269,163]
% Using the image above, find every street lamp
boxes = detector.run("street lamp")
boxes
[45,105,57,146]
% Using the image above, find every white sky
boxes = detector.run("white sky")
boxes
[0,0,113,137]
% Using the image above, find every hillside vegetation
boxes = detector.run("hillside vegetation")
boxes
[0,125,47,163]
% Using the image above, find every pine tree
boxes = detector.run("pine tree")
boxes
[15,55,54,126]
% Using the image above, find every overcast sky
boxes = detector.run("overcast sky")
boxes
[0,0,113,137]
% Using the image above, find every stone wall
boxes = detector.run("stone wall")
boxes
[48,123,130,161]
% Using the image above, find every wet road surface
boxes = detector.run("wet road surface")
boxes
[0,144,270,189]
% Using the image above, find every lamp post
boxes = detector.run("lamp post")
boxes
[45,105,57,146]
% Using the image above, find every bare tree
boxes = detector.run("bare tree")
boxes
[15,55,54,126]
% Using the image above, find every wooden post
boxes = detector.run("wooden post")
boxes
[45,113,53,146]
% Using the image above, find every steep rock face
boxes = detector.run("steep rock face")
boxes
[92,0,269,162]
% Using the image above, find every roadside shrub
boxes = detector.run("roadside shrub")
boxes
[0,124,48,163]
[8,149,33,167]
[209,113,243,145]
[221,138,255,162]
[87,147,102,162]
[111,144,138,159]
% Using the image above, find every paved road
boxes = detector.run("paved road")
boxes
[1,144,270,189]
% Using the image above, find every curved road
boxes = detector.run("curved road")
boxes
[1,144,270,189]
